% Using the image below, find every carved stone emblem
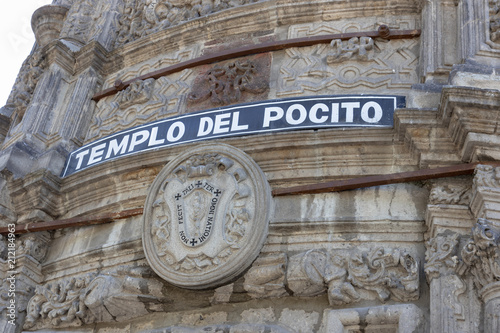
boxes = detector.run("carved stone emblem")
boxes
[143,143,272,289]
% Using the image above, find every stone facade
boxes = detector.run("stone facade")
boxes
[2,0,500,332]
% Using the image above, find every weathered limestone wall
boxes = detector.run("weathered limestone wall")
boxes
[2,0,500,332]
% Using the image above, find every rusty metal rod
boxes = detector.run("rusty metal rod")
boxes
[4,161,493,235]
[0,208,143,235]
[272,162,500,196]
[92,26,421,101]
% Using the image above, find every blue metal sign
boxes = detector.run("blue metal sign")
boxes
[61,95,405,177]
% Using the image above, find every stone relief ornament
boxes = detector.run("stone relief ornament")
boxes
[287,247,419,306]
[188,57,269,109]
[23,267,165,330]
[424,233,459,283]
[89,69,192,141]
[115,0,264,47]
[142,324,293,333]
[143,143,272,289]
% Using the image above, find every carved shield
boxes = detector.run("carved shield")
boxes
[143,143,272,289]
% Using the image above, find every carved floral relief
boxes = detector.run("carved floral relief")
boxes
[429,182,472,205]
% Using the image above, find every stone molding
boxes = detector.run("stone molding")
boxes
[115,0,266,47]
[320,304,424,333]
[141,324,293,333]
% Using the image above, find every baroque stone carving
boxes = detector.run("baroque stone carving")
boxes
[188,57,269,108]
[143,143,272,289]
[59,0,97,44]
[115,0,264,47]
[426,234,460,282]
[424,233,459,283]
[458,218,500,291]
[287,247,419,306]
[23,268,165,329]
[243,253,288,299]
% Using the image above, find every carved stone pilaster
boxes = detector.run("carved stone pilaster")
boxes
[420,0,460,83]
[458,218,500,332]
[424,234,479,333]
[425,178,481,333]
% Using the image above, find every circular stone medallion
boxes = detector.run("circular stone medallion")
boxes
[142,143,272,289]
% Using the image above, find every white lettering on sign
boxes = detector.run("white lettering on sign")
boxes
[262,101,384,127]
